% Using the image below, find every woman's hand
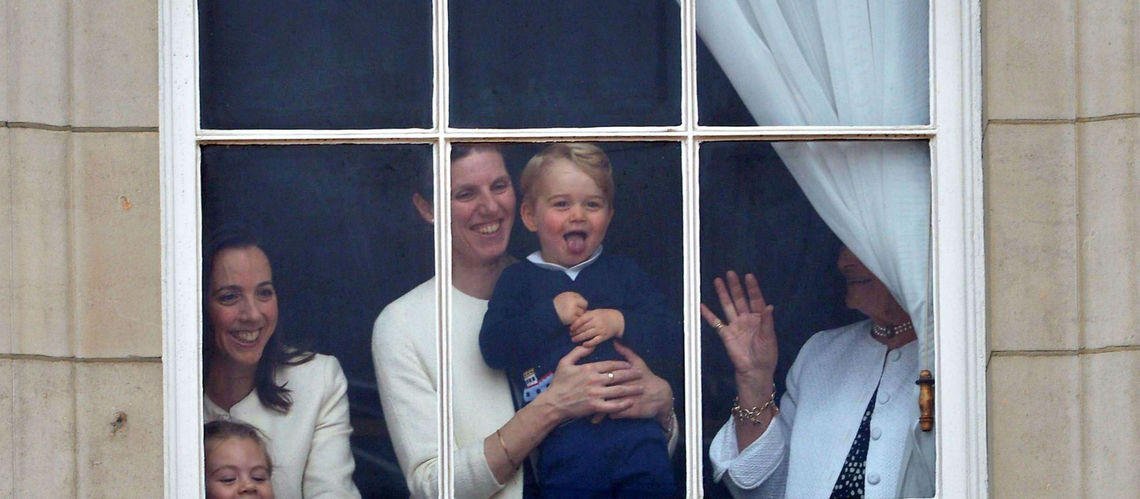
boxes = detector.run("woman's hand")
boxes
[700,271,779,390]
[607,342,674,424]
[489,346,644,483]
[540,345,643,421]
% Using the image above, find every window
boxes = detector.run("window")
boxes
[161,1,985,496]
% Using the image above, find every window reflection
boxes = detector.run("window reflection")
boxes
[449,1,681,128]
[199,1,432,129]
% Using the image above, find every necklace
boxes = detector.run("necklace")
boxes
[870,321,913,340]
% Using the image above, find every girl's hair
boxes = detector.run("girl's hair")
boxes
[204,420,273,473]
[202,223,314,413]
[519,142,614,206]
[413,143,505,202]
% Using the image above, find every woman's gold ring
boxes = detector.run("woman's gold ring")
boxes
[711,319,725,330]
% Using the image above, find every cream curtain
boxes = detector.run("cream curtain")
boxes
[695,0,934,371]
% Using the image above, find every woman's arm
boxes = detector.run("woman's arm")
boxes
[375,302,466,497]
[483,345,644,483]
[304,356,362,498]
[700,271,779,450]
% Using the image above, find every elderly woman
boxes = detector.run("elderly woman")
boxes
[372,144,678,498]
[702,247,935,498]
[202,228,360,498]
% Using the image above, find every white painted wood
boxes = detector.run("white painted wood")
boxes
[931,0,987,497]
[194,126,935,144]
[436,2,453,494]
[160,0,204,497]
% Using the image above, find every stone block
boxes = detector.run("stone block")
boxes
[11,359,77,497]
[1080,350,1140,496]
[984,0,1077,119]
[988,354,1081,497]
[8,0,71,124]
[1078,119,1138,348]
[71,0,158,127]
[0,4,9,121]
[1,128,11,353]
[75,361,163,498]
[72,132,161,357]
[10,128,73,356]
[985,124,1079,351]
[1076,0,1137,117]
[0,360,13,495]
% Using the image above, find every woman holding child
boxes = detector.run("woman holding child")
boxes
[372,143,678,497]
[202,227,360,498]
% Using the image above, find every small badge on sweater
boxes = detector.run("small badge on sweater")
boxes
[522,367,553,403]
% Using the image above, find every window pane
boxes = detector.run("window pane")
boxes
[696,1,930,126]
[199,1,432,129]
[443,142,685,496]
[699,140,932,496]
[448,1,681,128]
[201,144,433,496]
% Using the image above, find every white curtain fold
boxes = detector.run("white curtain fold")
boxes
[695,0,933,371]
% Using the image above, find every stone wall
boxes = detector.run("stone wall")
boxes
[1,1,162,496]
[985,0,1139,496]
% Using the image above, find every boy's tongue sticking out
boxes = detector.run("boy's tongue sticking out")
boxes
[565,231,588,254]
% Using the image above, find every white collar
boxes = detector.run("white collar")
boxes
[526,246,604,281]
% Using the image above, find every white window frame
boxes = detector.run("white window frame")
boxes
[159,1,985,496]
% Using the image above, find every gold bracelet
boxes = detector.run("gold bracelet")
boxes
[660,409,677,441]
[730,386,779,425]
[496,429,519,469]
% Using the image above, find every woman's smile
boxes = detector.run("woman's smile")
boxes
[207,246,278,371]
[474,221,503,235]
[230,329,263,346]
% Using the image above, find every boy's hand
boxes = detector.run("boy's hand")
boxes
[553,291,588,325]
[569,309,625,347]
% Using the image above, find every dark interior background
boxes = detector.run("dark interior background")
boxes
[200,1,859,496]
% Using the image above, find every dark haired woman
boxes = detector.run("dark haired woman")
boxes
[203,229,360,498]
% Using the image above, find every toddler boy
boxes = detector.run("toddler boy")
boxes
[480,143,675,496]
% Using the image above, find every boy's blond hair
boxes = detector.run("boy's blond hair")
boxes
[520,143,614,206]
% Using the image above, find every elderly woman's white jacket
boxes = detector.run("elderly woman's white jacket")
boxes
[709,320,936,498]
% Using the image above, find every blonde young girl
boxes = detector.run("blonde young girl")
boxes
[204,420,275,499]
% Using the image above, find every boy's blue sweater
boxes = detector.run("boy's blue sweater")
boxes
[479,252,677,392]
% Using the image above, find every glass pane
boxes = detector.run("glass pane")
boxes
[201,144,433,496]
[449,2,681,128]
[443,142,685,496]
[699,140,933,497]
[697,1,930,126]
[199,1,432,129]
